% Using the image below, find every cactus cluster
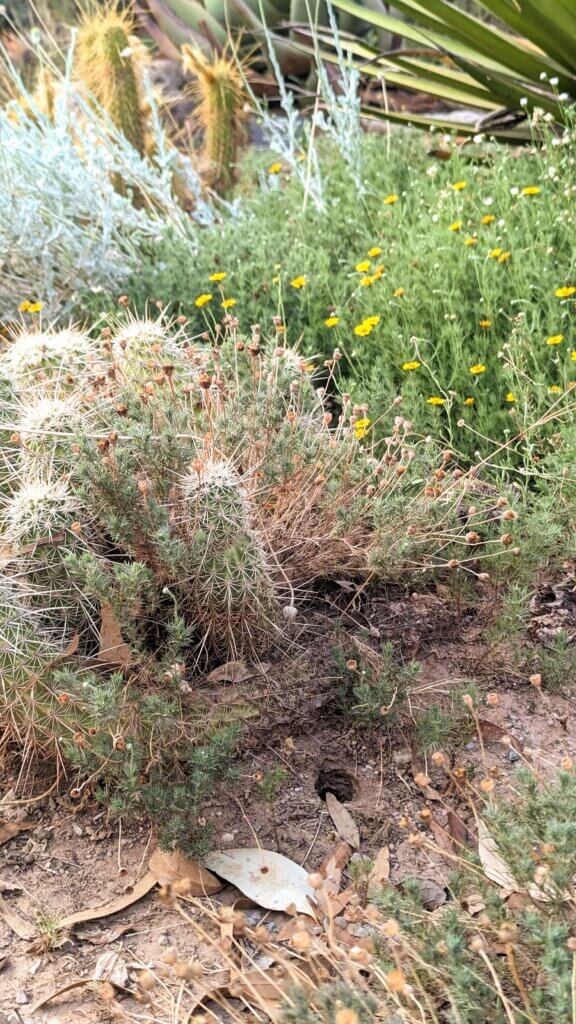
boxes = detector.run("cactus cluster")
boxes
[0,314,520,837]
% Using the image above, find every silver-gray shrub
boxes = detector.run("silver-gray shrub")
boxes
[0,40,212,322]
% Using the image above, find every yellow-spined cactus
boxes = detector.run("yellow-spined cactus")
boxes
[76,4,146,156]
[182,45,245,196]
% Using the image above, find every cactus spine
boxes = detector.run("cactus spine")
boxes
[76,4,146,156]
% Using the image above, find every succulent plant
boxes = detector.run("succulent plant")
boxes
[134,0,392,76]
[76,3,147,155]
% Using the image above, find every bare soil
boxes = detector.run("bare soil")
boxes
[1,582,575,1023]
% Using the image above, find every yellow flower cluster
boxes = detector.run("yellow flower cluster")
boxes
[19,300,43,313]
[354,315,380,337]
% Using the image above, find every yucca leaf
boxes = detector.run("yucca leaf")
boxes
[361,102,531,141]
[336,0,560,82]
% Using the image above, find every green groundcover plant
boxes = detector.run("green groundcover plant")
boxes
[80,115,576,463]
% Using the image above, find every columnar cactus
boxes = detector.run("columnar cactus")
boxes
[182,45,245,196]
[76,4,146,156]
[178,458,279,653]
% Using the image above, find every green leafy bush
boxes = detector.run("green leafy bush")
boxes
[82,123,576,464]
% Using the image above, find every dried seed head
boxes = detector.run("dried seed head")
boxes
[529,673,542,688]
[386,969,407,993]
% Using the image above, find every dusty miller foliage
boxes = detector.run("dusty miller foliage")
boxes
[0,37,212,322]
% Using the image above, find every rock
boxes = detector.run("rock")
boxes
[508,749,520,763]
[221,832,236,845]
[14,992,29,1006]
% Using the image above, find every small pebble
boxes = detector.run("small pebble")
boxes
[508,749,520,763]
[15,991,29,1005]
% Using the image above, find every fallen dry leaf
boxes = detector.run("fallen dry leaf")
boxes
[58,871,157,929]
[94,951,129,987]
[149,847,221,895]
[477,818,519,892]
[368,846,390,894]
[98,603,131,665]
[204,848,315,917]
[447,810,468,848]
[81,922,137,945]
[0,894,36,940]
[319,840,352,878]
[206,660,253,684]
[430,819,455,858]
[325,792,360,849]
[0,821,33,847]
[226,968,284,1015]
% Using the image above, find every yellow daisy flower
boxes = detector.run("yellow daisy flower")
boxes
[364,315,381,327]
[221,298,236,309]
[356,260,371,273]
[268,161,282,174]
[506,392,516,403]
[499,251,511,263]
[470,364,486,374]
[549,385,562,393]
[449,221,463,232]
[372,265,385,280]
[360,276,375,287]
[489,247,502,258]
[368,247,382,257]
[402,361,421,371]
[571,351,576,361]
[546,334,564,346]
[451,180,467,191]
[556,286,576,298]
[354,323,372,337]
[354,417,371,439]
[324,316,340,327]
[479,320,492,329]
[383,194,399,205]
[28,301,43,313]
[393,288,405,298]
[209,271,227,282]
[427,396,446,406]
[463,397,475,406]
[464,236,477,247]
[290,276,307,289]
[195,293,213,307]
[481,214,495,225]
[522,186,541,196]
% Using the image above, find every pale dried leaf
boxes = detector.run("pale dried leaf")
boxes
[149,848,221,894]
[325,792,360,848]
[430,819,454,858]
[0,821,33,847]
[98,604,131,665]
[447,810,468,848]
[319,840,352,878]
[0,894,36,939]
[204,849,315,917]
[58,871,157,929]
[477,818,519,892]
[93,951,129,987]
[368,846,390,894]
[207,660,253,683]
[226,970,284,1018]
